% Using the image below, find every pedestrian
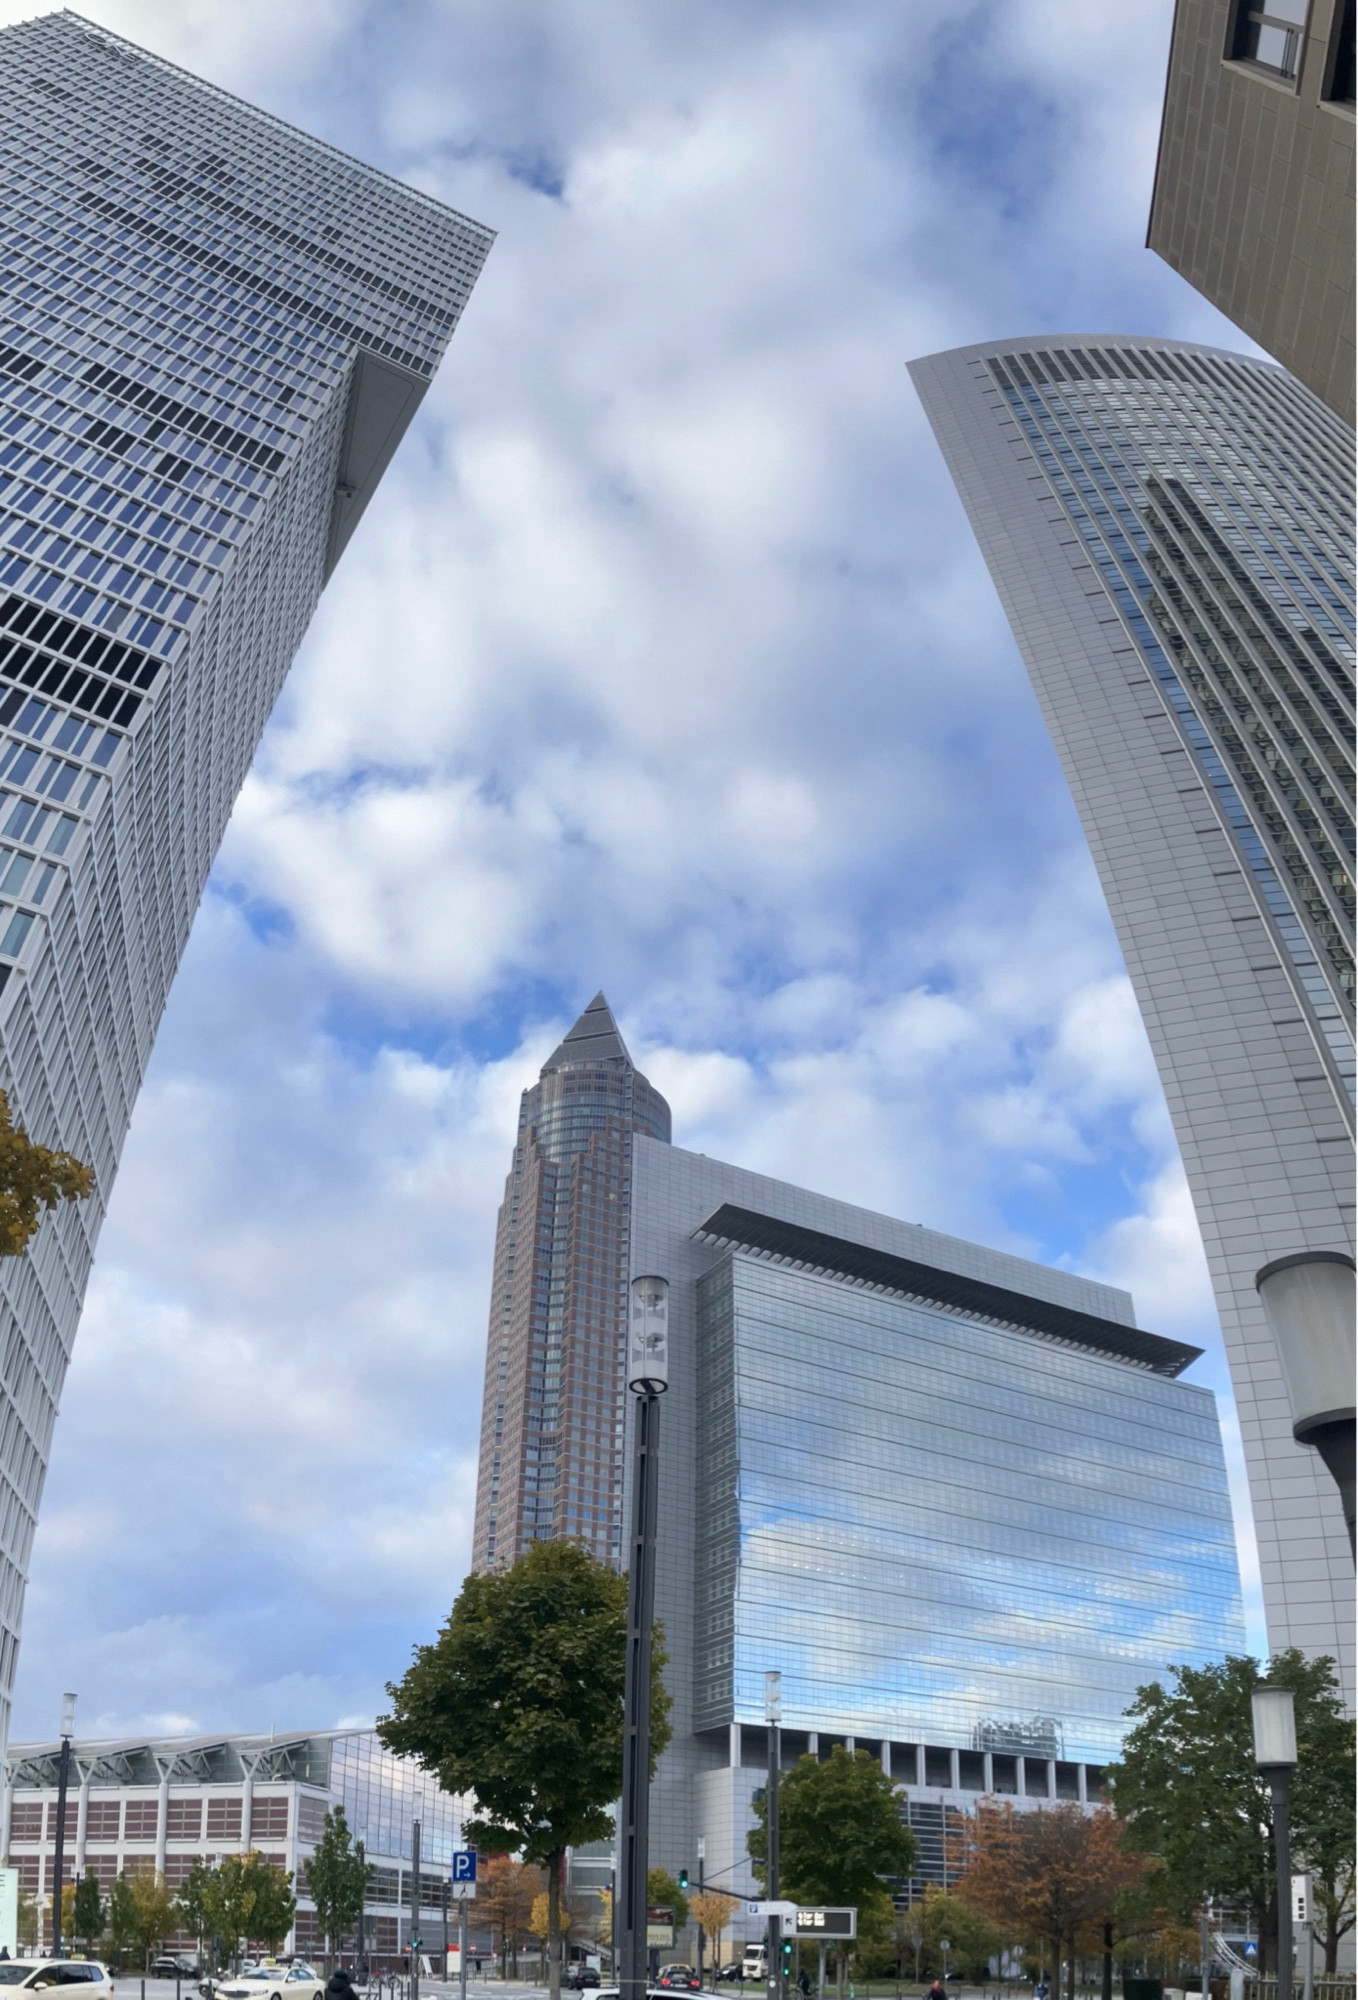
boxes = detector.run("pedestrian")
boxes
[928,1981,948,2000]
[798,1972,810,1997]
[326,1969,359,2000]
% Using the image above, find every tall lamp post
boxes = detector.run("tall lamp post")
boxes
[51,1693,76,1957]
[619,1275,669,2000]
[765,1673,782,2000]
[1252,1686,1297,2000]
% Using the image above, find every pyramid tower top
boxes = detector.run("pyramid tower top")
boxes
[541,991,633,1072]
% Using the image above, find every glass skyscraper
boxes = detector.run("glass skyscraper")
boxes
[471,994,671,1571]
[0,10,492,1742]
[628,1139,1243,1919]
[910,336,1353,1689]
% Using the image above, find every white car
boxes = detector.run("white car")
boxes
[0,1964,114,1998]
[210,1970,322,2000]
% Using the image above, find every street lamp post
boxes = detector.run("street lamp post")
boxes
[52,1693,76,1957]
[765,1673,782,2000]
[697,1838,706,1990]
[1252,1686,1298,2000]
[1255,1253,1356,1557]
[619,1276,669,2000]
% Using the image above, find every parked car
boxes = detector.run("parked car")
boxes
[717,1968,745,1985]
[565,1973,601,1992]
[0,1963,114,1997]
[151,1961,198,1980]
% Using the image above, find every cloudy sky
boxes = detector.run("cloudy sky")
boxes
[5,0,1264,1746]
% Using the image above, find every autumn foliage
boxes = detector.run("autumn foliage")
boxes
[958,1804,1146,1998]
[0,1089,93,1254]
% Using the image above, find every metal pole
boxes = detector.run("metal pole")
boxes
[442,1882,450,1984]
[1269,1773,1292,2000]
[765,1676,781,2000]
[697,1840,706,1990]
[411,1820,422,2000]
[1200,1905,1210,2000]
[620,1388,662,2000]
[459,1899,468,2000]
[52,1726,73,1956]
[1303,1914,1313,2000]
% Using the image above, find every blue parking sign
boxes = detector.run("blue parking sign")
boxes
[452,1850,477,1883]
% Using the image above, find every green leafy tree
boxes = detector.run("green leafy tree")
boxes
[379,1540,672,2000]
[195,1854,297,1967]
[647,1869,690,1936]
[175,1862,220,1969]
[1106,1650,1355,1973]
[16,1887,40,1954]
[910,1887,1003,1979]
[748,1748,917,1968]
[107,1875,138,1968]
[72,1873,104,1952]
[0,1089,94,1255]
[303,1807,369,1965]
[128,1872,178,1971]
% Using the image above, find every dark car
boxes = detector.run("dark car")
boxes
[152,1963,198,1981]
[566,1974,601,1992]
[657,1972,700,1993]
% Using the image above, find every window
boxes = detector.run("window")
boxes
[296,1794,328,1842]
[123,1798,158,1841]
[8,1800,43,1840]
[84,1800,120,1841]
[1230,0,1311,77]
[248,1796,288,1841]
[166,1799,201,1840]
[206,1797,241,1841]
[1326,0,1355,97]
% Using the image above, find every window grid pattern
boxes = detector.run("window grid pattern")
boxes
[987,343,1354,1097]
[0,10,491,1744]
[696,1254,1244,1763]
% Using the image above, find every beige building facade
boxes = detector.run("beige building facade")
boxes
[1148,0,1355,424]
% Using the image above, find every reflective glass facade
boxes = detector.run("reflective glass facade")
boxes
[696,1253,1243,1763]
[911,337,1353,1685]
[472,995,671,1570]
[0,11,491,1746]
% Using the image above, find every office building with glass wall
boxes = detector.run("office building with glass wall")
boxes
[2,1727,468,1961]
[471,994,671,1572]
[910,336,1353,1691]
[628,1139,1244,1920]
[0,11,491,1748]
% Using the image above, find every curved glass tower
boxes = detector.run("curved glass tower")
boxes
[911,335,1353,1686]
[0,10,492,1741]
[471,994,671,1570]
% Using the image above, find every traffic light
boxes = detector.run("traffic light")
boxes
[678,1870,689,1892]
[781,1940,792,1967]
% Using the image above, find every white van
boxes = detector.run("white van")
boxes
[742,1946,768,1981]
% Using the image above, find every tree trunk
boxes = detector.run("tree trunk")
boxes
[548,1850,563,2000]
[1102,1924,1114,2000]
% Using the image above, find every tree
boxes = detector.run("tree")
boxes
[175,1862,218,1970]
[127,1871,178,1971]
[107,1875,138,1968]
[909,1887,1003,1980]
[304,1807,369,1965]
[0,1089,93,1255]
[194,1853,297,1966]
[17,1887,40,1954]
[648,1870,689,1936]
[379,1540,672,2000]
[748,1747,917,1958]
[958,1804,1145,2000]
[689,1891,739,1976]
[478,1857,542,1978]
[72,1873,104,1952]
[531,1891,593,1979]
[1106,1650,1355,1972]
